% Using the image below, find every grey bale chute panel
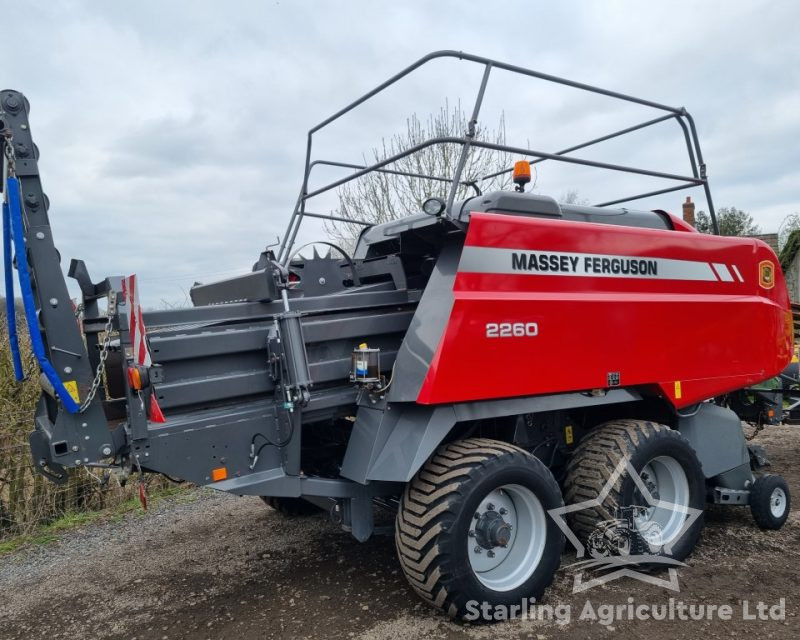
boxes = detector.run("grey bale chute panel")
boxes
[386,238,462,403]
[341,401,457,484]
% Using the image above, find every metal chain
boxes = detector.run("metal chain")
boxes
[745,419,766,441]
[24,348,37,377]
[2,131,16,179]
[79,296,115,413]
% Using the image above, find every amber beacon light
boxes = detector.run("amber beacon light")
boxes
[513,160,531,192]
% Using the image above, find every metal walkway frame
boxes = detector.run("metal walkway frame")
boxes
[277,50,719,264]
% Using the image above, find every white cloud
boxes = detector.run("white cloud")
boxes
[1,0,797,305]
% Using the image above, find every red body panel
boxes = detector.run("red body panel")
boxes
[417,212,792,408]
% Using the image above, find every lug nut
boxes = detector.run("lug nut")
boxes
[468,530,475,537]
[473,546,482,554]
[499,507,507,515]
[486,503,494,511]
[487,550,495,558]
[473,512,480,520]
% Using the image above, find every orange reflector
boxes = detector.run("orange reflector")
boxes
[149,395,166,423]
[211,467,228,482]
[768,409,775,418]
[127,366,142,390]
[513,160,531,185]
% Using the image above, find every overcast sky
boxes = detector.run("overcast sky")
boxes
[2,1,798,306]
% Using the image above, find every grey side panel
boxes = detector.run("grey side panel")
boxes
[677,403,750,479]
[143,289,420,328]
[142,399,285,486]
[387,238,462,402]
[452,388,642,422]
[339,401,402,484]
[148,307,412,411]
[353,389,641,484]
[360,404,457,483]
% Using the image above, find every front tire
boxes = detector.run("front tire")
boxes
[395,438,564,620]
[750,474,790,529]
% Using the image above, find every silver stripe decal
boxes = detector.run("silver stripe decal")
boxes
[731,264,744,282]
[458,246,720,281]
[713,263,734,282]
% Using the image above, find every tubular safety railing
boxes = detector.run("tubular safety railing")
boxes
[278,50,719,264]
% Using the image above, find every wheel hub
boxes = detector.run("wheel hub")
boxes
[474,510,512,549]
[770,487,787,517]
[630,457,690,548]
[634,469,661,522]
[466,484,548,592]
[469,489,517,570]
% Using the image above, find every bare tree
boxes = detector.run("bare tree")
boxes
[560,189,589,205]
[325,102,513,248]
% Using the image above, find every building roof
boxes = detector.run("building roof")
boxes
[753,233,779,254]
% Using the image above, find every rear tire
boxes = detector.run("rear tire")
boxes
[260,496,320,517]
[564,420,705,563]
[750,474,790,529]
[395,438,564,621]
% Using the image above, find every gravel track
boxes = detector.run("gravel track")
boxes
[1,426,799,640]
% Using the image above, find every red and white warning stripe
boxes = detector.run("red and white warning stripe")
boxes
[122,275,152,366]
[121,275,165,423]
[710,263,745,283]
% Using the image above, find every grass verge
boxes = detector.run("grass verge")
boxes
[0,484,194,556]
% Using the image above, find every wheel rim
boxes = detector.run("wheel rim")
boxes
[467,483,547,592]
[633,456,690,548]
[770,487,787,518]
